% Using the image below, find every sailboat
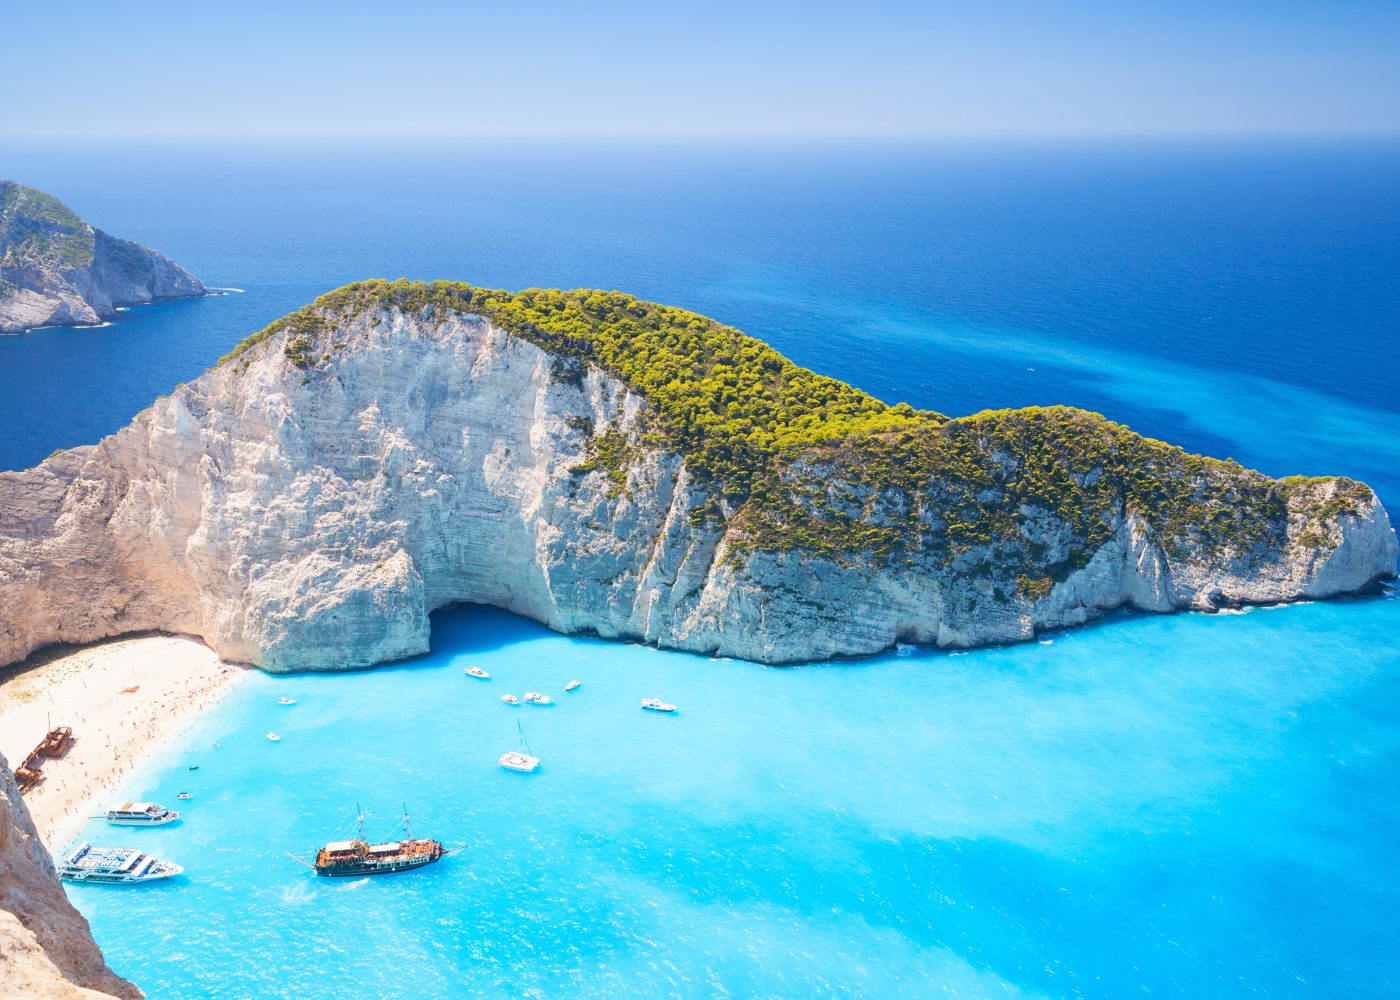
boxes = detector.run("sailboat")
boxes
[498,720,540,773]
[291,802,456,877]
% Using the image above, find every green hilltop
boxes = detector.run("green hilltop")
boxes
[0,180,96,275]
[220,279,1372,591]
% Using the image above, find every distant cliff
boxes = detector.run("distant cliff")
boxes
[0,181,204,334]
[0,280,1394,670]
[0,754,139,999]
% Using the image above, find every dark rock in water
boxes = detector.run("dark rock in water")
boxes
[0,180,205,334]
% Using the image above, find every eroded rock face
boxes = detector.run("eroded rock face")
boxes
[0,181,204,334]
[0,755,140,999]
[0,305,1395,671]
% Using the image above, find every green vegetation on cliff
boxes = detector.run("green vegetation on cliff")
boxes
[0,181,95,272]
[221,279,1374,582]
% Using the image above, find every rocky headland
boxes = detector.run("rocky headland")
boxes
[0,279,1393,671]
[0,181,204,334]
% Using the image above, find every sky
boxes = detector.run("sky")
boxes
[7,0,1400,141]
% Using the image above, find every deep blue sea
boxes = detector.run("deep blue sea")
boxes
[2,139,1398,998]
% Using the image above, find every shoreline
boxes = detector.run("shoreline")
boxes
[0,633,250,850]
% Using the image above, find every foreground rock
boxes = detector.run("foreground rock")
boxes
[0,754,140,999]
[0,280,1394,670]
[0,181,204,334]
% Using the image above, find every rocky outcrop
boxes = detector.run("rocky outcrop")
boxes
[0,181,204,334]
[0,281,1394,670]
[0,754,140,999]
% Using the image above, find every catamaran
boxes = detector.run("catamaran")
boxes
[57,844,183,884]
[499,720,540,773]
[292,804,454,877]
[104,802,180,826]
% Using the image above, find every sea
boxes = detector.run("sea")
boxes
[1,139,1397,998]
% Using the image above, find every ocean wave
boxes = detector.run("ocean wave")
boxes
[73,321,114,329]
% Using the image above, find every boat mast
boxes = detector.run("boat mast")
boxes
[518,719,531,756]
[356,802,365,843]
[402,802,413,840]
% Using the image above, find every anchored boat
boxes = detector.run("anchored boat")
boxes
[57,844,183,884]
[523,691,553,706]
[105,802,181,826]
[499,720,540,773]
[294,804,454,877]
[465,665,490,679]
[641,698,677,713]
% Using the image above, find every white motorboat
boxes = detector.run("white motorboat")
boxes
[266,732,281,742]
[641,698,677,713]
[499,721,540,773]
[278,696,296,705]
[523,691,553,706]
[501,694,520,705]
[176,792,194,800]
[104,802,180,826]
[56,843,183,884]
[464,665,490,679]
[565,680,582,692]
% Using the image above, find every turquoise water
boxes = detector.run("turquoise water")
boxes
[2,140,1397,995]
[66,598,1400,998]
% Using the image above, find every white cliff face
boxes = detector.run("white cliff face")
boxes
[0,307,1395,671]
[0,755,140,999]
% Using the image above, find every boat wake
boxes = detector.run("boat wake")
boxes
[339,877,371,891]
[279,882,317,905]
[207,287,246,294]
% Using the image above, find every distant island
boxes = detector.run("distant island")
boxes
[1,279,1393,671]
[0,181,204,334]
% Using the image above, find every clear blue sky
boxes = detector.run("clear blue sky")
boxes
[10,0,1399,140]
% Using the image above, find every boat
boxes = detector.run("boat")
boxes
[119,685,139,695]
[464,665,490,679]
[37,727,74,758]
[187,766,200,771]
[641,698,677,713]
[266,732,281,742]
[105,802,181,826]
[296,804,454,877]
[500,694,520,705]
[523,691,553,705]
[176,792,193,800]
[499,721,540,773]
[565,680,582,692]
[56,843,183,883]
[278,696,296,705]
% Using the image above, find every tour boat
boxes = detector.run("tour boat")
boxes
[294,804,454,877]
[641,698,677,713]
[266,732,281,742]
[105,802,181,826]
[278,696,296,705]
[501,693,520,705]
[565,680,581,692]
[57,844,183,884]
[523,691,553,705]
[499,721,540,773]
[464,665,490,679]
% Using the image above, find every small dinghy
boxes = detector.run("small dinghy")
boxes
[565,680,582,692]
[523,691,553,706]
[499,721,540,773]
[500,694,520,705]
[278,696,296,705]
[176,792,194,800]
[464,666,490,679]
[266,732,281,742]
[641,698,677,713]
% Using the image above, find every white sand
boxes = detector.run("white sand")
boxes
[0,634,249,849]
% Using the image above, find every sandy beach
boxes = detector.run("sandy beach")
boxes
[0,633,249,849]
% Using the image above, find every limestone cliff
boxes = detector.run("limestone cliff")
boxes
[0,754,139,999]
[0,280,1394,670]
[0,181,204,334]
